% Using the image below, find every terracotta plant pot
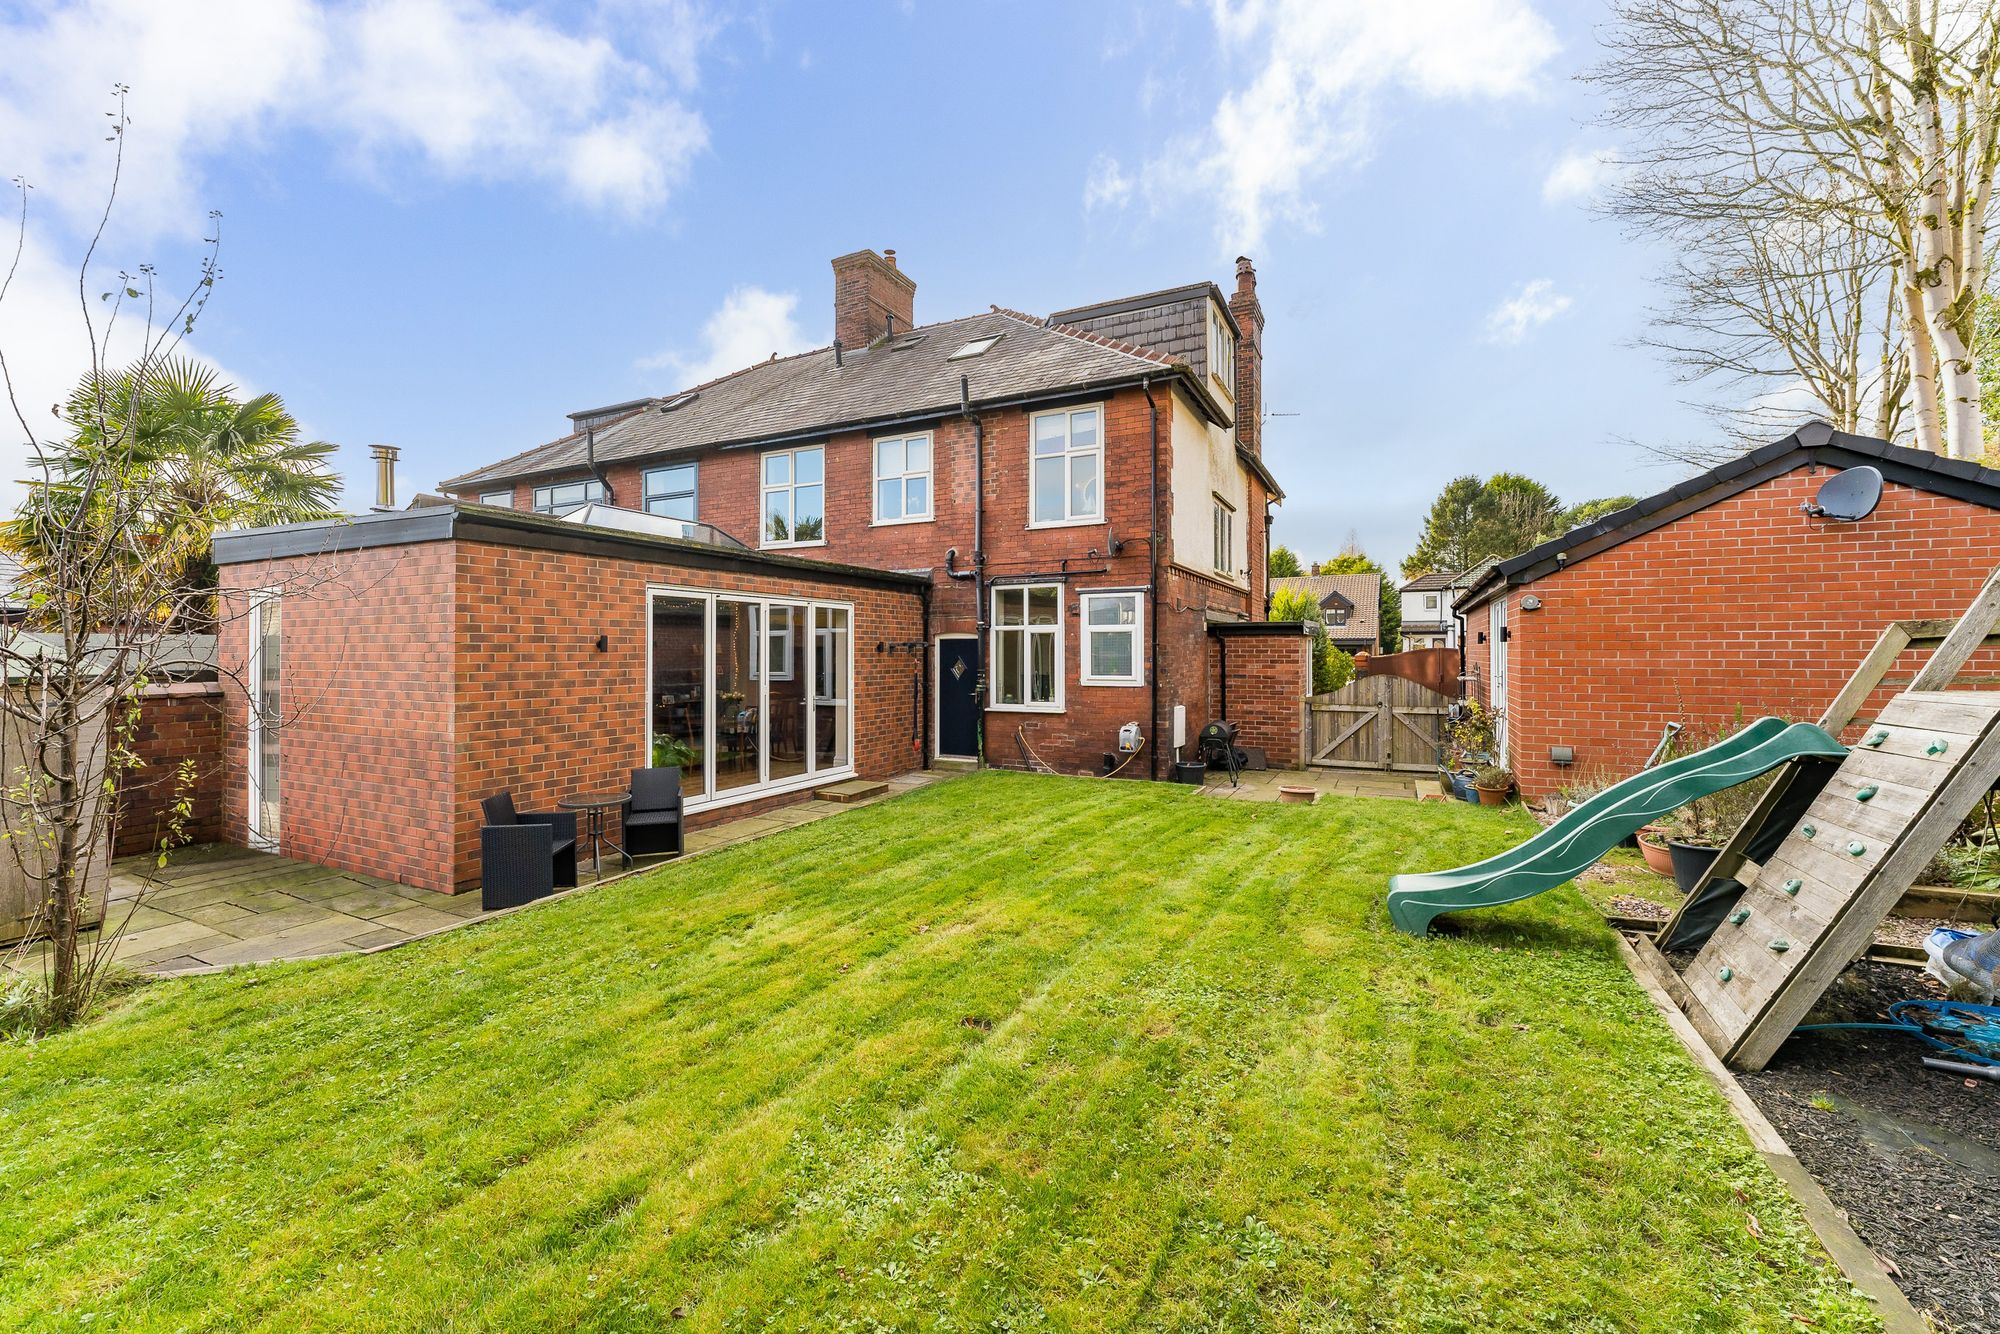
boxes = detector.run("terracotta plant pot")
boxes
[1474,784,1509,807]
[1278,785,1317,805]
[1637,831,1675,877]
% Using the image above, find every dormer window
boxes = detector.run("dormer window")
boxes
[1330,607,1348,626]
[1208,304,1235,398]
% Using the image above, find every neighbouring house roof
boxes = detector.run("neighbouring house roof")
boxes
[1270,573,1380,646]
[2,631,216,683]
[1450,556,1500,590]
[212,500,933,591]
[1400,571,1456,593]
[441,307,1249,494]
[1457,423,2000,612]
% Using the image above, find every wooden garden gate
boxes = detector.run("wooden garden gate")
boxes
[1307,675,1450,771]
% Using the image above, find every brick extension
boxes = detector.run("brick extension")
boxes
[216,529,926,893]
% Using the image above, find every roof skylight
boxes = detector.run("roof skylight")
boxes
[948,334,1004,361]
[659,392,698,412]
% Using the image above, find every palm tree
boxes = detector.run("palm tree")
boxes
[6,358,341,630]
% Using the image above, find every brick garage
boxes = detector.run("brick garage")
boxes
[214,505,928,893]
[1458,428,2000,799]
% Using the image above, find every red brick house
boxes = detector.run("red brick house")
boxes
[437,248,1286,782]
[1457,424,2000,798]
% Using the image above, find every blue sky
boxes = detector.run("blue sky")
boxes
[0,0,1711,572]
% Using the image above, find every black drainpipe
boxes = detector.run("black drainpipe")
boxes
[584,426,616,505]
[955,375,988,767]
[1142,376,1161,779]
[919,581,932,768]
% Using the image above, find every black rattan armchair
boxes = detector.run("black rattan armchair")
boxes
[624,767,685,858]
[479,791,578,911]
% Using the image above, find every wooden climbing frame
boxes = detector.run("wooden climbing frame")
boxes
[1656,564,2000,1070]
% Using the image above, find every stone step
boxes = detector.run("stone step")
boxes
[816,778,889,804]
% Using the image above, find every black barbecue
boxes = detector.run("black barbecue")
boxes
[1197,720,1246,787]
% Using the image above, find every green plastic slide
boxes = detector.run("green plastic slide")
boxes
[1387,717,1849,935]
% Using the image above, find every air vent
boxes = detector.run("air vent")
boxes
[948,334,1003,361]
[892,335,927,351]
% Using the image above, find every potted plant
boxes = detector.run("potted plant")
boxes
[1636,825,1676,877]
[1655,714,1778,893]
[1472,764,1514,807]
[1446,700,1499,805]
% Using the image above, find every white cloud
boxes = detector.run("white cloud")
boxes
[1095,0,1560,251]
[0,0,713,235]
[640,286,813,387]
[1542,146,1623,205]
[1483,278,1572,345]
[1083,155,1136,212]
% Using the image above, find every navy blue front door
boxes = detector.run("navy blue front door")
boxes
[937,637,981,759]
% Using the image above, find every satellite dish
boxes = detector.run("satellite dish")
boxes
[1802,465,1883,522]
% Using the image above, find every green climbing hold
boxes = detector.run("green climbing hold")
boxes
[1801,822,1817,839]
[1847,841,1867,856]
[1729,908,1751,925]
[1855,785,1878,802]
[1865,729,1888,747]
[1768,939,1790,953]
[1781,878,1802,896]
[1928,738,1950,755]
[1718,966,1734,982]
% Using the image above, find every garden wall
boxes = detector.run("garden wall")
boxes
[115,682,225,858]
[1210,622,1312,770]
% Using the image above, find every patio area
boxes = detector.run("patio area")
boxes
[4,771,950,977]
[1198,765,1424,802]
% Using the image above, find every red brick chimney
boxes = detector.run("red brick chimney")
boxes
[831,248,916,349]
[1228,255,1264,456]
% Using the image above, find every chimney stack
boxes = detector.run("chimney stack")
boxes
[1228,256,1264,457]
[370,444,400,511]
[831,248,916,350]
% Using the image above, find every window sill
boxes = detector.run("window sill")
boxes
[1079,677,1146,688]
[761,539,828,551]
[870,515,934,528]
[1026,517,1105,531]
[987,701,1064,714]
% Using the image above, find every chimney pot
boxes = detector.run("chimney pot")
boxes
[884,249,897,269]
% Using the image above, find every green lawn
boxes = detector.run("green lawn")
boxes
[0,773,1875,1331]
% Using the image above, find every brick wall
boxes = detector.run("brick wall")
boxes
[218,537,925,893]
[1467,468,2000,798]
[1210,627,1311,770]
[113,683,225,858]
[218,543,459,889]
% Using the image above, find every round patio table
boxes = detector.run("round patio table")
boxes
[558,791,632,876]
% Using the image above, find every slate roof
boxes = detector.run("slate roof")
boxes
[442,308,1235,492]
[1270,573,1379,647]
[1048,282,1237,382]
[1456,423,2000,611]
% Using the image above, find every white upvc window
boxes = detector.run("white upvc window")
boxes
[1424,593,1439,610]
[991,584,1062,710]
[478,489,513,508]
[532,479,604,515]
[1028,406,1102,527]
[1080,590,1144,686]
[1212,495,1235,576]
[872,432,932,524]
[643,463,698,520]
[748,604,795,681]
[1209,304,1235,397]
[761,446,825,546]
